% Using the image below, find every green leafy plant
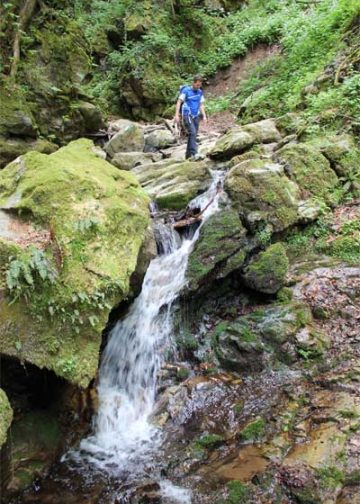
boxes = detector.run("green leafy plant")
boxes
[6,247,57,303]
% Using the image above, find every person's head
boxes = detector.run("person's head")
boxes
[192,75,203,90]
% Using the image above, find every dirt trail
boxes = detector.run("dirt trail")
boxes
[201,44,280,134]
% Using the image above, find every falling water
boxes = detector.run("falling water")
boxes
[77,171,225,475]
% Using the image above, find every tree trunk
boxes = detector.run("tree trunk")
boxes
[10,0,38,78]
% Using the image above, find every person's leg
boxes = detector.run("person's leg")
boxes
[184,116,192,159]
[188,116,198,157]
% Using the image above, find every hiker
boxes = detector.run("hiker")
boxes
[175,75,207,161]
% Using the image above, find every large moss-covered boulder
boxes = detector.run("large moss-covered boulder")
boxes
[209,119,281,160]
[224,159,300,232]
[276,143,339,205]
[186,208,248,292]
[211,302,327,372]
[0,388,13,447]
[133,159,212,210]
[242,243,289,294]
[105,120,145,157]
[307,134,360,179]
[0,139,151,387]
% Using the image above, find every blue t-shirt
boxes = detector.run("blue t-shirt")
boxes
[179,86,204,117]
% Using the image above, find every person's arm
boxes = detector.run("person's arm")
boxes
[175,98,183,123]
[200,103,207,122]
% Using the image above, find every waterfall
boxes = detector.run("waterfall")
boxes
[76,171,224,474]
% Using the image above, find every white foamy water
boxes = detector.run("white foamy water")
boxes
[160,480,192,504]
[73,170,224,476]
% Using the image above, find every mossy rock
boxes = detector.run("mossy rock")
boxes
[133,158,212,210]
[0,388,13,447]
[211,319,266,372]
[242,243,289,294]
[111,152,162,171]
[276,143,339,205]
[186,208,248,292]
[105,120,145,157]
[209,119,281,160]
[239,418,266,441]
[224,159,300,232]
[0,136,58,169]
[307,134,360,179]
[229,150,260,167]
[211,301,326,373]
[0,139,151,387]
[0,79,37,138]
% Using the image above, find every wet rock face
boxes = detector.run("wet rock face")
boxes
[0,139,151,387]
[132,158,213,210]
[210,301,327,372]
[186,208,248,292]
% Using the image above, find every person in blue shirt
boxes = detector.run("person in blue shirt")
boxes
[175,75,207,161]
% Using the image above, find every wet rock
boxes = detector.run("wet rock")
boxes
[4,410,62,495]
[0,139,150,387]
[241,243,289,294]
[133,159,212,210]
[105,119,145,156]
[186,208,248,292]
[0,388,13,447]
[111,151,162,170]
[211,318,266,372]
[132,479,161,503]
[209,119,281,160]
[210,301,327,372]
[224,158,300,232]
[276,143,339,205]
[145,129,176,150]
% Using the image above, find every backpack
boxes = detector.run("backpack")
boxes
[178,84,187,117]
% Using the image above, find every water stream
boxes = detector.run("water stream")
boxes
[67,171,224,492]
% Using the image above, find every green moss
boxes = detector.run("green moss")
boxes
[317,466,345,490]
[239,418,266,441]
[219,480,250,504]
[194,433,225,449]
[187,209,247,291]
[233,401,244,414]
[225,158,300,232]
[277,287,293,303]
[0,139,150,387]
[277,143,339,205]
[0,388,13,447]
[243,243,289,294]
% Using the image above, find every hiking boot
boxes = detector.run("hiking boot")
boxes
[191,152,205,161]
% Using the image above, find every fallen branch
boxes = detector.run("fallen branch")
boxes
[173,184,221,229]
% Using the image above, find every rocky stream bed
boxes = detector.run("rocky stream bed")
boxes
[0,115,359,504]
